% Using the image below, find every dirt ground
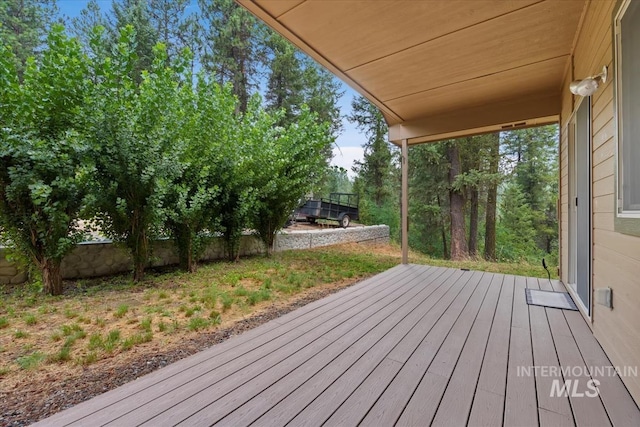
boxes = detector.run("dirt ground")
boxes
[0,277,366,426]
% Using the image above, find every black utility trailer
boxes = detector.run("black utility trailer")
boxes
[296,193,359,228]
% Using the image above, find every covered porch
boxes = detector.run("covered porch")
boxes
[36,264,640,426]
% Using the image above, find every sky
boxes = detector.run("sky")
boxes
[57,0,366,177]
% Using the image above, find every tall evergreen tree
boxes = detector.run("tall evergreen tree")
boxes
[447,141,469,260]
[484,132,500,260]
[148,0,189,61]
[199,0,260,113]
[109,0,159,84]
[0,0,57,80]
[264,31,304,124]
[349,96,392,207]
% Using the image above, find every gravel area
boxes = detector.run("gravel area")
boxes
[0,281,357,427]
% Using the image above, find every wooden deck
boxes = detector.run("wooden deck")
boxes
[35,265,640,427]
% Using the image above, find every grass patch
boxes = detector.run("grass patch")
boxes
[187,317,211,331]
[247,288,271,306]
[16,352,45,370]
[121,332,153,351]
[114,304,129,318]
[14,330,28,339]
[0,317,9,329]
[24,314,37,326]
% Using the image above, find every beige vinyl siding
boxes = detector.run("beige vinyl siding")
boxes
[561,0,640,404]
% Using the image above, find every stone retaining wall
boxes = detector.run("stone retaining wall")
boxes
[0,225,389,284]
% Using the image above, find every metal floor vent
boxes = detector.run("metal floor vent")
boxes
[525,288,578,311]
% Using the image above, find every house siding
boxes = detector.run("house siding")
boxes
[560,0,640,404]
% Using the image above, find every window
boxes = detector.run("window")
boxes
[615,0,640,216]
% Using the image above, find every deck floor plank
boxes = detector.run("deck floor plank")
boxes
[220,267,466,427]
[31,265,640,427]
[396,271,493,426]
[111,266,442,426]
[527,277,574,421]
[504,275,538,427]
[284,271,487,427]
[49,264,413,426]
[179,266,455,426]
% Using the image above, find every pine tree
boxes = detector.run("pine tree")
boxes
[349,96,392,207]
[0,0,58,80]
[199,0,260,113]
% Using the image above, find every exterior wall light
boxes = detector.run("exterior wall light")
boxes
[570,66,608,96]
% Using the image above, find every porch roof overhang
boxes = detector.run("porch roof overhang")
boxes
[237,0,587,145]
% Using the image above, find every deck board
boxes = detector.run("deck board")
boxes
[33,264,640,427]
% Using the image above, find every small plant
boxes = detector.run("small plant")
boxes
[95,318,106,328]
[220,293,234,312]
[88,334,104,350]
[16,352,45,370]
[48,346,71,363]
[104,330,121,352]
[247,289,271,306]
[121,332,152,351]
[63,308,79,319]
[233,286,249,297]
[24,314,37,326]
[50,332,62,342]
[0,317,9,329]
[209,311,221,325]
[188,317,210,331]
[158,321,168,332]
[78,351,98,365]
[158,291,169,299]
[61,324,83,337]
[140,317,152,333]
[0,366,9,376]
[14,330,28,339]
[114,304,129,318]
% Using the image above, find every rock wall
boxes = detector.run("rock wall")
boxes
[0,225,389,284]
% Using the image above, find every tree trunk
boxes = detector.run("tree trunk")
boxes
[175,225,197,273]
[469,187,478,257]
[41,257,63,296]
[447,143,469,260]
[132,226,148,283]
[437,194,449,259]
[484,133,499,261]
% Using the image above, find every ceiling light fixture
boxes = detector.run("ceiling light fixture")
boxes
[570,66,608,97]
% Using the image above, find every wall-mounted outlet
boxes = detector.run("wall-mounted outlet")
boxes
[595,287,612,308]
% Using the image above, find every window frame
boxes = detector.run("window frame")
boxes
[614,0,640,235]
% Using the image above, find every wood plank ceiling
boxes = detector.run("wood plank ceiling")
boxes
[238,0,587,144]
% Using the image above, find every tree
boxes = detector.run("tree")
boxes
[502,126,558,255]
[70,0,107,53]
[199,0,261,113]
[148,0,190,61]
[264,31,305,124]
[84,27,181,282]
[349,96,393,207]
[409,143,450,258]
[250,105,331,255]
[497,182,539,262]
[484,133,500,260]
[108,0,159,84]
[447,141,469,260]
[0,25,90,295]
[320,166,352,195]
[164,76,238,271]
[0,0,57,80]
